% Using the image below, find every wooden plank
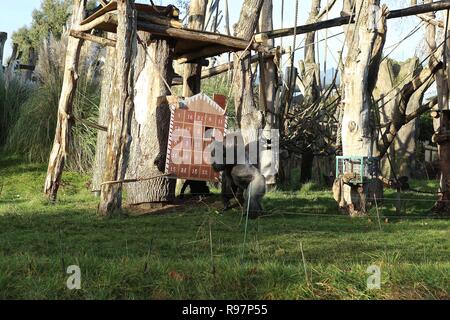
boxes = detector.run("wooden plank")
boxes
[81,1,178,26]
[136,21,267,53]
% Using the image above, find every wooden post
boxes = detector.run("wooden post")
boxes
[99,0,137,215]
[182,0,207,97]
[334,0,387,216]
[233,0,265,145]
[0,32,6,75]
[125,32,176,207]
[258,0,279,188]
[179,0,208,195]
[5,43,19,84]
[23,47,37,81]
[44,0,87,202]
[300,0,321,184]
[92,36,115,195]
[434,111,450,213]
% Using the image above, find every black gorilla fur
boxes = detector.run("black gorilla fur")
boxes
[211,140,266,219]
[179,180,210,199]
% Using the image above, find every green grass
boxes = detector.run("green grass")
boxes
[0,156,449,300]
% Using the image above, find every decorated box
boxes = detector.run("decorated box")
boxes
[165,93,227,181]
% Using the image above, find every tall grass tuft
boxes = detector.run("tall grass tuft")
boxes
[4,35,102,172]
[0,74,34,146]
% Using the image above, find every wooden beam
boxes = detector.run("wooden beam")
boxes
[69,30,116,47]
[75,11,118,33]
[137,11,182,28]
[264,1,450,39]
[136,21,267,53]
[173,48,281,85]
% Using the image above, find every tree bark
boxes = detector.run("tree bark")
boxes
[92,40,115,195]
[233,0,265,145]
[179,0,208,196]
[23,47,37,81]
[300,0,321,183]
[125,32,176,207]
[44,0,87,202]
[99,0,137,215]
[182,0,207,97]
[334,1,387,216]
[430,2,450,213]
[258,0,279,187]
[0,32,7,75]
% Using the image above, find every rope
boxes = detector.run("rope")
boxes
[241,183,251,261]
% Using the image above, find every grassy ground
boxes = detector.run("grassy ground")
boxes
[0,156,449,300]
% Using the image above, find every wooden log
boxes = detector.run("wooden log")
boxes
[264,0,450,39]
[44,0,87,201]
[69,30,116,47]
[233,0,265,145]
[99,0,137,215]
[126,33,176,206]
[92,37,115,195]
[0,32,6,74]
[138,11,183,28]
[182,0,207,97]
[136,21,267,53]
[75,11,118,33]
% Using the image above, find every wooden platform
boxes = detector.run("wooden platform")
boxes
[76,1,269,63]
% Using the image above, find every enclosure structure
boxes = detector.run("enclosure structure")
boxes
[45,0,450,216]
[44,0,272,215]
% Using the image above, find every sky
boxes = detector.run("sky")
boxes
[0,0,429,70]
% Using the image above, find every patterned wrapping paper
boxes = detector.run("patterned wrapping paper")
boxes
[165,93,228,182]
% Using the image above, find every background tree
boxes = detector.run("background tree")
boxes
[233,0,265,145]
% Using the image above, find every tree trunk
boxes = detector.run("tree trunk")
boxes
[300,0,321,183]
[44,0,86,202]
[99,0,137,215]
[92,41,115,195]
[334,0,387,216]
[183,0,207,97]
[5,43,19,85]
[432,5,450,213]
[374,58,421,178]
[233,0,265,145]
[23,47,37,81]
[125,32,176,207]
[434,111,450,213]
[178,0,208,196]
[258,0,279,187]
[0,32,7,75]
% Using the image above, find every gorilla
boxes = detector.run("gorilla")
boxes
[211,138,266,219]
